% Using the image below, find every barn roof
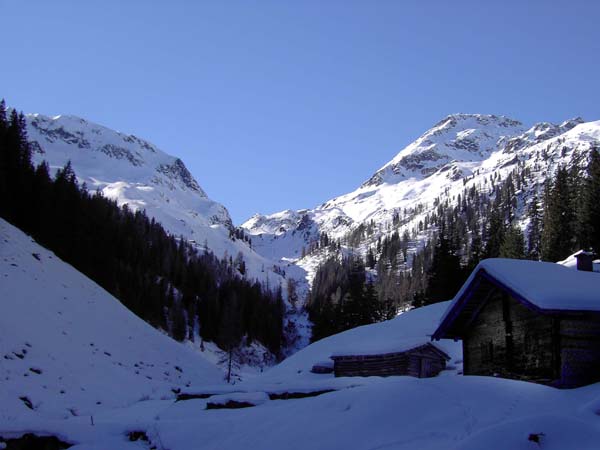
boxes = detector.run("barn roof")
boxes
[331,339,449,360]
[432,258,600,340]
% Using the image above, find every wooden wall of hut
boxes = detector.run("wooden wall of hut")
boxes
[332,345,447,378]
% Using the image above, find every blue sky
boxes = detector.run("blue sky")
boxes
[2,1,600,224]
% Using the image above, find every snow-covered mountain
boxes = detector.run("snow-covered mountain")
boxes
[24,113,310,358]
[243,114,600,292]
[27,114,231,229]
[22,111,600,355]
[363,114,526,187]
[26,113,291,292]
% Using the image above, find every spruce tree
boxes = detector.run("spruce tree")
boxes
[424,227,464,305]
[578,149,600,253]
[466,232,483,271]
[526,193,542,260]
[500,225,526,259]
[588,149,600,254]
[541,167,575,261]
[366,247,376,269]
[483,207,505,258]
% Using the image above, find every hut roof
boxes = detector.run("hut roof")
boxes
[433,258,600,340]
[558,251,600,272]
[331,340,449,360]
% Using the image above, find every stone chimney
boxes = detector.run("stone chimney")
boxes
[574,251,594,272]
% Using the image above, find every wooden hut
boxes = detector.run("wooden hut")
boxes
[331,342,449,378]
[432,258,600,388]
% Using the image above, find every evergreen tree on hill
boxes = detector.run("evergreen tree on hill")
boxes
[577,148,600,253]
[500,225,526,259]
[424,224,464,305]
[483,205,505,258]
[526,193,542,260]
[0,100,284,355]
[541,166,575,261]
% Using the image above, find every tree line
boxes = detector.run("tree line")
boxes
[308,145,600,341]
[0,101,284,355]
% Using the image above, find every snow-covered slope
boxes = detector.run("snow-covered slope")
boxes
[243,114,600,290]
[25,113,285,289]
[23,112,315,360]
[364,114,525,187]
[0,218,225,420]
[4,274,600,450]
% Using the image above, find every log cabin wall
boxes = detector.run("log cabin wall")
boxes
[333,353,410,377]
[409,347,447,378]
[464,291,508,376]
[559,318,600,387]
[434,263,600,388]
[508,295,556,382]
[332,346,448,378]
[464,290,556,382]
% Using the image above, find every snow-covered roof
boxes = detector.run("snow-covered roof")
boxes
[557,251,600,272]
[434,258,600,340]
[330,338,446,358]
[474,259,600,310]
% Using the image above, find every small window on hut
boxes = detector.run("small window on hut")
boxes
[481,341,494,363]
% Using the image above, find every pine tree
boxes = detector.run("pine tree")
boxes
[424,227,464,305]
[526,193,542,260]
[466,231,483,271]
[483,206,505,258]
[588,149,600,254]
[366,247,376,269]
[500,225,526,259]
[577,148,600,253]
[541,167,575,261]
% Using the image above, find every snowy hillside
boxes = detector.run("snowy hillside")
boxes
[25,113,286,290]
[4,269,600,450]
[0,217,225,421]
[243,114,600,290]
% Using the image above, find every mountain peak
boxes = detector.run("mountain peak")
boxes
[500,117,588,155]
[560,117,585,129]
[25,112,235,230]
[23,112,293,291]
[362,114,525,187]
[243,116,600,299]
[430,113,523,133]
[26,112,211,195]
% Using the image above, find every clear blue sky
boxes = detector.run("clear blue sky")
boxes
[2,1,600,224]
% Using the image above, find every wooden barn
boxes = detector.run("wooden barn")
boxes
[331,342,449,378]
[432,258,600,388]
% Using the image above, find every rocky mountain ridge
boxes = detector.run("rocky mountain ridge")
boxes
[25,113,291,286]
[242,114,600,299]
[22,110,600,352]
[23,112,312,359]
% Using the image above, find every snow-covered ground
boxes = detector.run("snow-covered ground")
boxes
[3,220,600,449]
[0,218,225,421]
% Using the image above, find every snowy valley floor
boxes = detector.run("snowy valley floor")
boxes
[4,375,600,450]
[2,218,600,449]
